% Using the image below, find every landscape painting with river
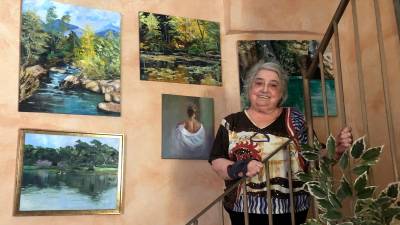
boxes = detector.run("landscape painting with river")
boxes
[139,12,221,86]
[15,129,123,215]
[19,0,121,116]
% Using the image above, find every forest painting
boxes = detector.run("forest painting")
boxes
[14,129,124,215]
[139,12,221,86]
[19,0,121,116]
[238,40,337,116]
[162,94,214,159]
[395,0,400,38]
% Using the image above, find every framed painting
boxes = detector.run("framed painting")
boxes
[162,94,214,159]
[19,0,121,116]
[238,40,337,117]
[139,11,222,86]
[14,129,124,215]
[395,0,400,38]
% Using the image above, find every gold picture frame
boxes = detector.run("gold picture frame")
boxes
[14,129,124,216]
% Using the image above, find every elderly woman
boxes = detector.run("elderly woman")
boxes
[209,62,352,225]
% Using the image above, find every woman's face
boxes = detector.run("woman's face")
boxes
[248,69,283,111]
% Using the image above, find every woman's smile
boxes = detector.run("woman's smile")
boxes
[257,95,270,99]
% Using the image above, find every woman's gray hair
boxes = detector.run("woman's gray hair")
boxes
[243,61,288,106]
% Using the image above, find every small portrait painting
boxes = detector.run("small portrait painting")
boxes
[162,94,214,159]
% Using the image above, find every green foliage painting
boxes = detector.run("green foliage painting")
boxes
[19,0,121,116]
[139,12,222,86]
[15,129,124,215]
[238,40,337,117]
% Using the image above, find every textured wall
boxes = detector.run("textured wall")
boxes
[338,0,400,188]
[225,0,340,34]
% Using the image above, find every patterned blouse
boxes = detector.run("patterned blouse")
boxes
[209,107,310,214]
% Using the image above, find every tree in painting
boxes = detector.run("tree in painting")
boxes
[19,0,121,116]
[139,12,221,86]
[23,139,119,171]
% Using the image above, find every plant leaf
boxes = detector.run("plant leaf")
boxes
[320,159,332,177]
[375,196,394,209]
[327,135,336,160]
[317,198,333,211]
[352,164,370,176]
[385,182,399,198]
[318,213,328,223]
[313,138,323,151]
[325,209,343,220]
[383,207,400,223]
[302,151,319,161]
[301,144,316,153]
[337,176,353,200]
[354,172,368,192]
[339,151,349,171]
[357,186,376,199]
[297,172,313,182]
[328,191,342,208]
[310,168,320,178]
[338,222,354,225]
[351,136,365,159]
[303,219,324,225]
[361,146,382,164]
[355,198,374,214]
[307,183,327,199]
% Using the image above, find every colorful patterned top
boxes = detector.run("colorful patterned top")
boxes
[209,107,310,214]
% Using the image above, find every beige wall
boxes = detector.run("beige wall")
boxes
[225,0,340,34]
[1,0,398,224]
[338,0,400,187]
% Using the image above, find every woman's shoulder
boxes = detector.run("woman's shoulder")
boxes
[224,111,246,121]
[284,107,305,119]
[218,111,246,128]
[284,107,306,131]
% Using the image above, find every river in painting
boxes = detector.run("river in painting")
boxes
[19,65,119,116]
[19,169,118,211]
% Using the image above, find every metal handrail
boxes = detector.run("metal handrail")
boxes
[306,0,350,79]
[185,139,292,225]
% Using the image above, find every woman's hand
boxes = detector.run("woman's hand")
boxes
[335,126,353,159]
[246,160,264,177]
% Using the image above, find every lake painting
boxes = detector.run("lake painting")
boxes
[14,129,124,215]
[238,40,337,116]
[139,12,222,86]
[162,94,214,159]
[19,0,121,116]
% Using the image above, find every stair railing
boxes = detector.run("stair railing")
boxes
[185,138,293,225]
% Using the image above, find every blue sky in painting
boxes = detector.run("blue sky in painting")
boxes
[22,0,120,31]
[25,132,121,151]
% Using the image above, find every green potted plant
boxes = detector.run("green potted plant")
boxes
[298,135,400,225]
